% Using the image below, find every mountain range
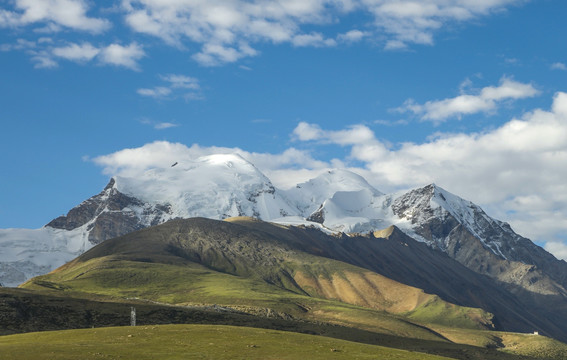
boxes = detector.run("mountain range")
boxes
[2,153,567,346]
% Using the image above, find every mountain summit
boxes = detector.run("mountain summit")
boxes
[1,153,565,305]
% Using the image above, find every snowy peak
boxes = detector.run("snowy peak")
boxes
[294,169,383,199]
[391,184,526,260]
[285,169,383,217]
[392,183,484,229]
[2,154,564,291]
[281,170,392,234]
[114,153,274,204]
[58,153,298,239]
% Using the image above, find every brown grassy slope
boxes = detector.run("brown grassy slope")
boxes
[228,217,567,341]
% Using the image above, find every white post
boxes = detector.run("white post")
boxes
[131,307,136,326]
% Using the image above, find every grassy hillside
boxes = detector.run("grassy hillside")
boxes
[23,218,492,329]
[22,255,456,342]
[3,287,563,360]
[229,218,565,340]
[0,324,453,360]
[10,217,567,359]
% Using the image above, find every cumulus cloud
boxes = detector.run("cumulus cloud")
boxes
[3,1,528,67]
[160,74,200,90]
[154,122,179,130]
[31,51,58,68]
[294,92,567,253]
[91,92,567,258]
[117,0,524,64]
[26,41,145,69]
[52,42,100,61]
[397,77,540,123]
[292,32,337,47]
[0,0,109,33]
[192,42,258,67]
[0,38,36,52]
[139,118,180,130]
[337,29,368,43]
[363,0,522,49]
[545,242,567,260]
[92,142,329,188]
[98,43,145,70]
[551,62,567,71]
[137,87,172,98]
[137,74,201,100]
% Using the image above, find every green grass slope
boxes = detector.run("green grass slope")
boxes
[0,324,453,360]
[22,218,492,330]
[2,288,545,360]
[22,254,451,343]
[12,217,567,359]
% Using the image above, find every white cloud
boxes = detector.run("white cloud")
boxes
[293,122,325,141]
[91,93,567,259]
[31,51,58,68]
[192,42,258,66]
[137,87,172,98]
[118,0,525,64]
[374,119,409,126]
[160,74,200,90]
[293,91,567,257]
[292,32,337,47]
[139,118,179,130]
[15,41,145,69]
[0,38,36,51]
[154,122,179,130]
[98,43,145,70]
[363,0,521,49]
[4,40,60,68]
[92,142,328,186]
[337,29,368,43]
[0,0,109,33]
[398,77,540,123]
[52,42,99,61]
[137,74,202,100]
[2,0,528,67]
[545,242,567,260]
[551,62,567,71]
[0,9,21,28]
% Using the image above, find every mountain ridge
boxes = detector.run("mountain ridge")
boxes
[19,216,567,343]
[1,153,566,311]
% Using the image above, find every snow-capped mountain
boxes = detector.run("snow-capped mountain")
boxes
[46,153,296,245]
[1,153,565,292]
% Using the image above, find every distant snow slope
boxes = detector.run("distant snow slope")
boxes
[0,153,558,287]
[0,226,91,287]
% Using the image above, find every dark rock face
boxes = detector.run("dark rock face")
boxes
[306,205,325,224]
[46,178,173,245]
[391,185,460,250]
[86,211,145,245]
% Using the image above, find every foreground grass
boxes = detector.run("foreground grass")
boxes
[0,324,453,360]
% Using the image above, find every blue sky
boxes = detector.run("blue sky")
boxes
[2,0,567,258]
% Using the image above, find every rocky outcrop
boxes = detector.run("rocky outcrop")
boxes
[46,178,174,245]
